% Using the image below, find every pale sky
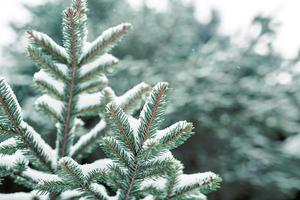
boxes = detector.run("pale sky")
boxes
[0,0,300,62]
[194,0,300,58]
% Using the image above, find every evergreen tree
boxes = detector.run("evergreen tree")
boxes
[0,0,221,199]
[3,0,300,199]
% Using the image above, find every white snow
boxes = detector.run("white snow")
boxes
[60,190,83,199]
[141,177,167,191]
[140,171,220,198]
[101,87,117,104]
[34,70,65,95]
[80,54,118,77]
[0,192,32,200]
[89,183,110,199]
[157,151,173,160]
[100,23,131,42]
[0,151,27,168]
[143,120,191,149]
[75,117,85,127]
[115,82,150,111]
[152,125,172,142]
[0,191,47,200]
[22,167,59,182]
[83,42,92,53]
[127,116,139,139]
[0,137,17,148]
[55,63,69,76]
[35,94,64,116]
[158,121,189,141]
[141,195,155,200]
[80,158,113,176]
[77,92,103,111]
[175,172,221,190]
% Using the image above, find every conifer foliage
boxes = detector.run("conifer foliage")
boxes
[0,0,221,199]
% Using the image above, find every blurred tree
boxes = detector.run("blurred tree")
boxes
[2,0,300,199]
[170,17,300,199]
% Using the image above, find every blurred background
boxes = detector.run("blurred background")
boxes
[1,0,300,199]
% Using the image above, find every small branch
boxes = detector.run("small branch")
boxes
[141,87,166,145]
[104,139,129,167]
[28,48,65,82]
[109,107,136,155]
[59,10,78,157]
[124,160,140,200]
[80,25,130,65]
[27,31,67,64]
[0,96,53,172]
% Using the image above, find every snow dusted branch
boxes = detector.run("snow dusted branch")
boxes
[0,79,55,172]
[79,23,132,65]
[0,0,221,199]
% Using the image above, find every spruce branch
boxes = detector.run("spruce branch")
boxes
[138,82,169,147]
[0,138,18,155]
[35,95,63,122]
[0,78,23,129]
[0,125,15,136]
[79,23,132,65]
[56,5,82,158]
[78,75,108,94]
[17,122,56,172]
[139,158,178,179]
[100,83,221,199]
[79,54,118,83]
[106,103,137,155]
[0,79,54,172]
[34,70,65,101]
[27,46,68,82]
[123,159,141,200]
[38,157,112,199]
[0,152,42,189]
[170,172,222,199]
[101,136,133,167]
[166,172,179,199]
[116,82,151,115]
[37,179,69,194]
[63,8,83,59]
[71,0,88,45]
[104,163,127,191]
[59,157,86,188]
[99,83,173,199]
[71,83,150,160]
[155,121,194,150]
[85,167,106,183]
[27,30,69,64]
[140,157,178,173]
